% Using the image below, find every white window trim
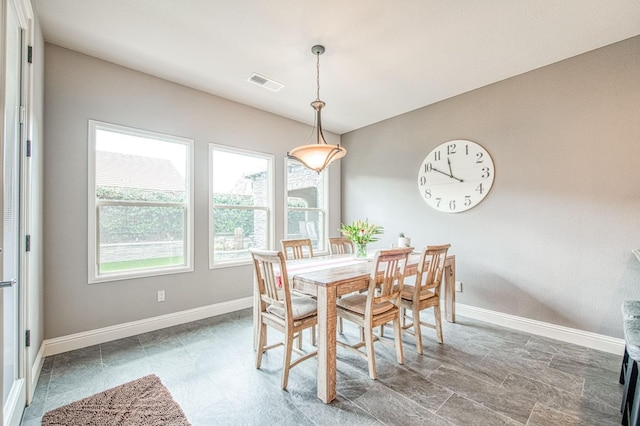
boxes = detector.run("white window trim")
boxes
[88,120,194,283]
[284,158,330,255]
[209,143,274,269]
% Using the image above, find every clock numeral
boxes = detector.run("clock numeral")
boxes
[424,162,433,173]
[424,188,432,199]
[447,143,456,155]
[419,176,427,186]
[481,167,491,179]
[464,196,472,207]
[435,197,442,207]
[475,183,484,194]
[476,152,484,163]
[433,151,441,161]
[449,200,456,211]
[465,144,469,155]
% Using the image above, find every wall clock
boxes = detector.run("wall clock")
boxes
[417,139,495,213]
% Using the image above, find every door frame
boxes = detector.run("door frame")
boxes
[0,0,34,424]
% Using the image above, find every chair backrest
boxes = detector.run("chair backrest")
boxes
[368,247,413,306]
[416,244,450,295]
[328,237,354,255]
[281,238,314,260]
[250,248,293,320]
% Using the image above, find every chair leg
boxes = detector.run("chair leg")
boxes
[622,347,630,385]
[412,307,423,355]
[338,317,343,334]
[623,359,638,424]
[256,320,266,369]
[630,362,640,426]
[296,329,303,349]
[311,325,317,346]
[364,326,377,379]
[281,328,294,390]
[394,315,404,365]
[434,305,444,344]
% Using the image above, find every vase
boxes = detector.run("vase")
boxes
[398,237,411,248]
[355,242,368,258]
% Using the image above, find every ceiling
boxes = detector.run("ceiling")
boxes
[33,1,640,135]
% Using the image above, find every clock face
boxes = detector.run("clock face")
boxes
[417,140,495,213]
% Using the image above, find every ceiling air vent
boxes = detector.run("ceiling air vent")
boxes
[247,73,284,92]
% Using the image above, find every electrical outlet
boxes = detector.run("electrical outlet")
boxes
[157,290,165,302]
[455,281,463,292]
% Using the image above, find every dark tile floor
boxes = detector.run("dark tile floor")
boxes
[21,308,624,425]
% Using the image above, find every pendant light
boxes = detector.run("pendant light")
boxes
[288,45,346,173]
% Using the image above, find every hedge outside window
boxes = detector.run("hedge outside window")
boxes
[209,144,274,267]
[88,120,194,283]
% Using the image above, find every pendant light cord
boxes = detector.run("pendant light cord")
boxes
[316,51,321,101]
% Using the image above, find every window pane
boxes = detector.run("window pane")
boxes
[212,208,268,264]
[98,205,185,274]
[286,210,325,251]
[287,163,324,209]
[96,129,187,203]
[90,121,193,282]
[210,146,272,266]
[287,160,326,252]
[212,150,269,207]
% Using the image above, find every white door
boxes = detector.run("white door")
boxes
[1,0,27,424]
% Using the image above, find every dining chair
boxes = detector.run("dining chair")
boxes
[328,237,354,255]
[336,247,413,379]
[281,238,317,346]
[250,248,318,390]
[281,238,314,260]
[400,244,450,354]
[328,236,355,334]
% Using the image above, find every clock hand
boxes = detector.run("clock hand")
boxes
[446,157,464,183]
[431,166,464,182]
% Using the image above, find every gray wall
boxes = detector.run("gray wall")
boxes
[43,44,342,339]
[341,36,640,338]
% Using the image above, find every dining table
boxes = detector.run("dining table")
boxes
[253,250,456,404]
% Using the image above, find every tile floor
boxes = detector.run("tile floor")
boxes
[21,308,624,425]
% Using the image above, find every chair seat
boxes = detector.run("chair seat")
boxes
[337,293,395,316]
[401,285,438,301]
[623,301,640,320]
[267,295,317,320]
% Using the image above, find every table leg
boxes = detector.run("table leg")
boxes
[444,256,456,323]
[316,285,337,403]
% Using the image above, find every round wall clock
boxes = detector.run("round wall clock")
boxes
[417,139,495,213]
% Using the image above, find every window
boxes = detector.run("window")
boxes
[285,159,328,252]
[88,121,194,283]
[209,144,274,267]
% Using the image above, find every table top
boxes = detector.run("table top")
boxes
[287,252,423,288]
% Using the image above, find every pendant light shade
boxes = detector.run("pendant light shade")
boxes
[288,45,346,173]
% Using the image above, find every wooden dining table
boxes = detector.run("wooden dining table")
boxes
[253,251,456,404]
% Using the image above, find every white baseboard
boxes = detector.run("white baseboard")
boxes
[42,296,253,357]
[4,378,25,426]
[456,303,625,355]
[40,298,623,360]
[29,344,46,403]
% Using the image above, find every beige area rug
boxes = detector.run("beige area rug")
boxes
[42,374,191,426]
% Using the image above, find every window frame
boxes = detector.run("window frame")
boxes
[284,158,330,255]
[209,143,274,268]
[88,120,195,284]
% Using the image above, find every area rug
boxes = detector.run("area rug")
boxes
[41,374,190,425]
